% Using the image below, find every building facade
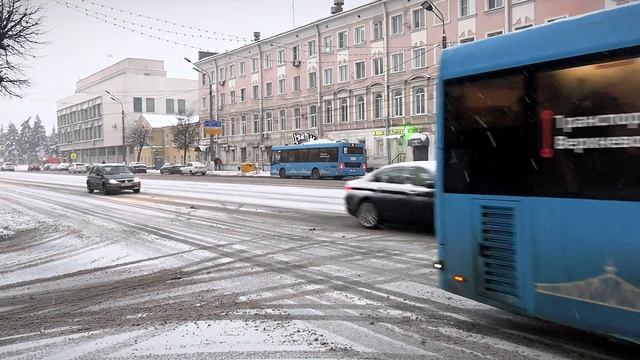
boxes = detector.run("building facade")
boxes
[56,58,198,164]
[134,114,201,166]
[194,0,619,170]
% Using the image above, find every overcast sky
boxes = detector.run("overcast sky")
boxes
[0,0,372,132]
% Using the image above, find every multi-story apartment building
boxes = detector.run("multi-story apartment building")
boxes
[195,0,619,170]
[57,58,198,164]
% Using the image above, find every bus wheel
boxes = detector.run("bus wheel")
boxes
[357,201,379,229]
[311,168,320,180]
[279,168,287,178]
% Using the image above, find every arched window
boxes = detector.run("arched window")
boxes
[356,96,365,120]
[253,113,260,133]
[414,87,425,115]
[340,99,349,122]
[394,91,403,117]
[374,93,383,119]
[241,115,247,134]
[325,100,333,124]
[265,112,273,132]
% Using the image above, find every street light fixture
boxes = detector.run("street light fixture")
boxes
[105,90,126,163]
[184,57,215,171]
[421,0,447,49]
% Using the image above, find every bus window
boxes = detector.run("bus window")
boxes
[344,147,364,155]
[271,150,281,163]
[319,148,338,162]
[280,151,290,163]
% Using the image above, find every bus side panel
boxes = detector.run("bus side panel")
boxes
[530,197,640,343]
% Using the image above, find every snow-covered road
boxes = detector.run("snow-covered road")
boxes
[0,172,636,359]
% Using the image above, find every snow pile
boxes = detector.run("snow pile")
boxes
[0,206,49,240]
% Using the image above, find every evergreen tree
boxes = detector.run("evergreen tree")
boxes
[48,126,59,156]
[31,115,47,154]
[18,118,32,163]
[5,122,19,161]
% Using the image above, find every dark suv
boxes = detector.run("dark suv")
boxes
[86,164,141,195]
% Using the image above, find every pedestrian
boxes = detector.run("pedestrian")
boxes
[214,157,222,171]
[101,160,106,164]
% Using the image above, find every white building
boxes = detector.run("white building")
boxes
[56,58,198,164]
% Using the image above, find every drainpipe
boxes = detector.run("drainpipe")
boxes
[257,42,265,166]
[504,0,512,33]
[383,1,391,165]
[315,24,323,139]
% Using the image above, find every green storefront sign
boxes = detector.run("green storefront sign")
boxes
[373,125,420,144]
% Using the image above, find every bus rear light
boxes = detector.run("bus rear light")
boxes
[362,162,367,170]
[344,185,352,191]
[339,162,345,170]
[453,275,465,283]
[540,110,555,158]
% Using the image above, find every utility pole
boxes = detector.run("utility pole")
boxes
[185,57,215,171]
[422,1,447,49]
[105,90,126,163]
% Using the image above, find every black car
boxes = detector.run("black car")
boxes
[128,162,147,173]
[87,164,141,195]
[159,163,183,175]
[345,161,436,230]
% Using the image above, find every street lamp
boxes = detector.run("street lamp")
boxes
[105,90,126,163]
[421,0,447,49]
[185,57,215,171]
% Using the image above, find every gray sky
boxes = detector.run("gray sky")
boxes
[0,0,371,132]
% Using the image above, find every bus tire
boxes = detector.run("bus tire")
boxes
[311,168,320,180]
[279,168,287,178]
[357,201,379,229]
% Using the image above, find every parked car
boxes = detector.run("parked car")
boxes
[57,163,70,171]
[86,163,141,195]
[128,162,147,173]
[28,164,41,171]
[180,162,207,176]
[43,163,54,171]
[160,163,183,175]
[344,161,436,230]
[0,162,15,171]
[68,163,89,173]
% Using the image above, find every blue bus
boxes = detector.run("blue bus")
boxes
[271,141,366,179]
[435,5,640,343]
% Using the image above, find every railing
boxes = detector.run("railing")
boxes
[392,153,406,164]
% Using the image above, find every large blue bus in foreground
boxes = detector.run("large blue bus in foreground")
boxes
[435,4,640,343]
[271,141,366,179]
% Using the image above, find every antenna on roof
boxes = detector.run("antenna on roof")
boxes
[331,0,344,15]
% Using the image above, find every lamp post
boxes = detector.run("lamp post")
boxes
[421,0,447,49]
[105,90,126,163]
[185,57,215,171]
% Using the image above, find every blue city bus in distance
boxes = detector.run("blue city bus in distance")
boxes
[271,141,366,179]
[435,4,640,343]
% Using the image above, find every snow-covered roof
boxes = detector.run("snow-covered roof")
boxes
[138,114,199,129]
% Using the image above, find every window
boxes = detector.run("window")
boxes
[514,24,533,31]
[240,61,246,75]
[340,99,349,122]
[231,116,236,135]
[229,64,236,78]
[376,138,384,155]
[339,64,348,83]
[279,109,286,130]
[460,37,475,43]
[252,85,259,100]
[374,93,383,119]
[201,73,207,86]
[202,97,207,109]
[292,45,300,61]
[324,68,333,85]
[355,61,366,79]
[220,93,225,106]
[166,99,175,114]
[487,30,503,38]
[253,113,260,133]
[414,88,425,114]
[413,9,425,29]
[308,72,317,88]
[265,112,273,132]
[146,98,155,112]
[294,107,302,129]
[373,57,384,75]
[278,78,286,94]
[547,16,567,23]
[266,82,273,96]
[355,26,365,45]
[309,105,318,128]
[308,40,317,57]
[356,96,365,120]
[413,47,426,68]
[488,0,504,10]
[338,31,348,49]
[178,99,186,114]
[278,49,285,64]
[391,14,403,35]
[252,58,259,73]
[133,97,142,112]
[240,88,246,102]
[219,67,226,81]
[394,91,403,117]
[241,115,247,135]
[392,52,404,72]
[265,53,273,68]
[373,21,383,41]
[323,35,333,52]
[460,0,470,17]
[325,100,333,123]
[230,90,236,104]
[293,75,301,91]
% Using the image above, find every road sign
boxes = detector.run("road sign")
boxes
[206,128,223,136]
[204,120,221,128]
[70,152,77,160]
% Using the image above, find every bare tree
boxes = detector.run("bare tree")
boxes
[0,0,44,97]
[127,124,150,162]
[172,113,199,165]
